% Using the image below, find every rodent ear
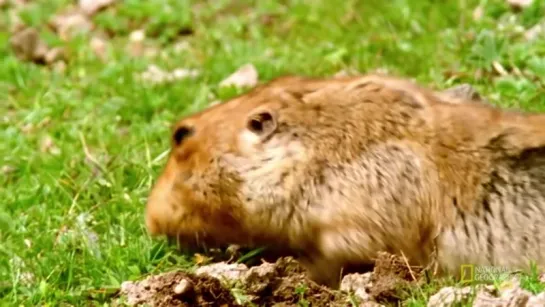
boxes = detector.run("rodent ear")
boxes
[246,110,277,139]
[172,125,194,146]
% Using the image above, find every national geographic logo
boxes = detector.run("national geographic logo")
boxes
[460,264,510,282]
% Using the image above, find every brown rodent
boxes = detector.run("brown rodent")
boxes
[145,73,545,288]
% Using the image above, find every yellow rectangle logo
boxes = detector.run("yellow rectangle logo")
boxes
[460,264,474,283]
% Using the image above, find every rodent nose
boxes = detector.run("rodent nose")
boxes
[145,210,161,235]
[145,174,175,236]
[145,191,165,236]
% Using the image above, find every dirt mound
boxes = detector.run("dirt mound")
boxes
[119,257,351,306]
[117,252,432,306]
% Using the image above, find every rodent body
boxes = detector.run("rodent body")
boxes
[145,74,545,287]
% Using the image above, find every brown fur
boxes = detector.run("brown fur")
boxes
[145,73,545,287]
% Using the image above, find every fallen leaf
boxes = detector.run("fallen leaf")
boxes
[193,253,213,265]
[492,61,509,76]
[219,63,259,88]
[79,0,116,16]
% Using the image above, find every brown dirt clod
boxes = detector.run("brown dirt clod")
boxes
[366,252,425,304]
[121,271,238,307]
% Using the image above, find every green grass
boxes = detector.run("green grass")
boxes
[1,0,545,305]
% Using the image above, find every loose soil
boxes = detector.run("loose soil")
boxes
[117,251,425,306]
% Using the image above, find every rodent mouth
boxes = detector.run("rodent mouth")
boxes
[167,232,230,255]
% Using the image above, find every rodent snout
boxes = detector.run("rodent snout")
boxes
[144,156,182,237]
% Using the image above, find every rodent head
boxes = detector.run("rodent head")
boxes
[145,73,442,253]
[145,76,326,251]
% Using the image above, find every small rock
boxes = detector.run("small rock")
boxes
[527,292,545,307]
[140,64,166,84]
[120,280,150,306]
[172,68,200,80]
[139,65,199,85]
[471,290,501,307]
[173,279,192,295]
[79,0,116,16]
[52,61,67,74]
[129,29,145,42]
[90,35,108,60]
[524,23,544,41]
[10,26,65,65]
[209,100,222,107]
[9,27,49,63]
[427,286,476,307]
[128,29,146,57]
[39,135,61,155]
[472,283,532,307]
[373,67,390,75]
[340,273,373,303]
[429,277,545,307]
[219,63,259,88]
[334,68,361,78]
[50,10,93,41]
[195,262,249,282]
[242,261,276,282]
[44,47,65,64]
[173,40,190,54]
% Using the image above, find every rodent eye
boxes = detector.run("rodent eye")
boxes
[173,126,194,145]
